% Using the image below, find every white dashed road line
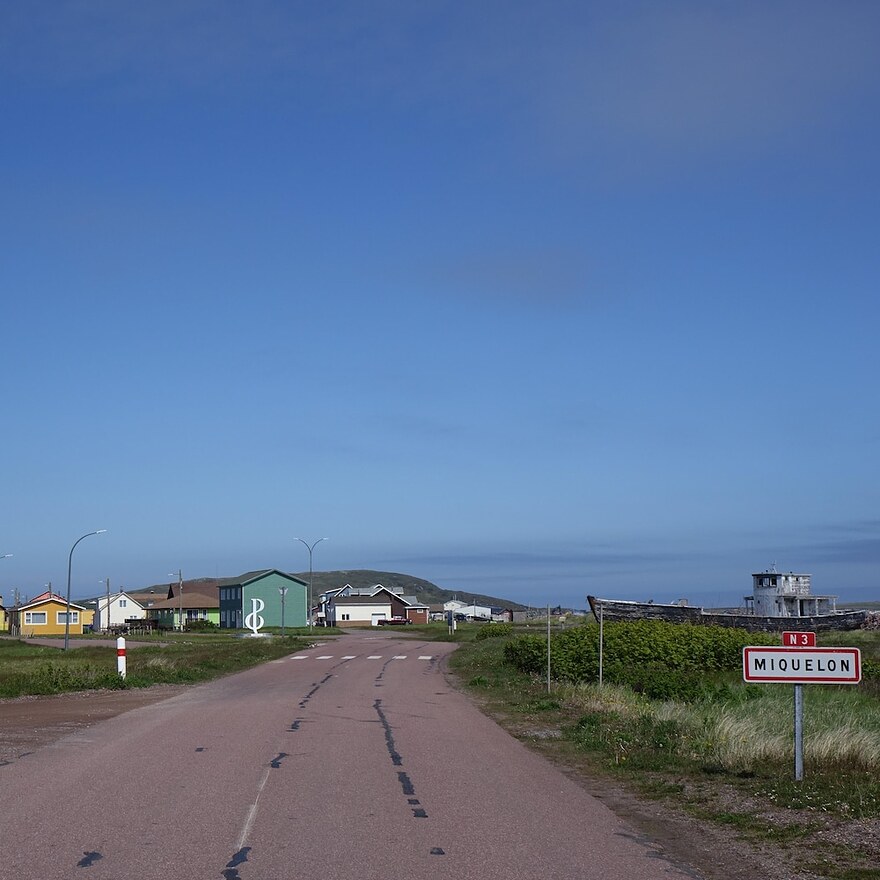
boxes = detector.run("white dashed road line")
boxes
[291,654,435,661]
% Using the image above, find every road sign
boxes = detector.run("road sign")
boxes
[743,647,861,684]
[782,631,816,647]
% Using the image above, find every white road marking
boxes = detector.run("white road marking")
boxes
[293,653,435,662]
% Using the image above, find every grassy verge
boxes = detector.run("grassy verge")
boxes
[450,629,880,879]
[0,634,311,696]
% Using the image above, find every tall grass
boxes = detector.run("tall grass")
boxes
[707,687,880,772]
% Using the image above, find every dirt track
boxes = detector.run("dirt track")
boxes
[0,686,188,764]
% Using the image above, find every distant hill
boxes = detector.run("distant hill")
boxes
[123,570,526,611]
[291,569,527,610]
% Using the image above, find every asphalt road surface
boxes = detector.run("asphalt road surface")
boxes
[0,631,700,879]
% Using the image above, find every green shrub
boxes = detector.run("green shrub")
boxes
[503,635,546,674]
[605,662,704,702]
[550,627,599,681]
[185,619,219,632]
[503,620,777,697]
[475,623,513,640]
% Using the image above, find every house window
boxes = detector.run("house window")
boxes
[119,599,127,608]
[341,613,350,621]
[25,611,47,625]
[57,611,80,625]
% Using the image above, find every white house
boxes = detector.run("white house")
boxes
[323,586,429,627]
[89,591,146,631]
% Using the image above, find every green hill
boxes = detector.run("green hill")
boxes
[291,569,526,610]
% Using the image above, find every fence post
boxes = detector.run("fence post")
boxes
[117,636,127,679]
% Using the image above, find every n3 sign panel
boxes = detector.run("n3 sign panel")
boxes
[782,631,816,647]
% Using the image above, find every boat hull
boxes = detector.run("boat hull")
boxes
[587,596,869,633]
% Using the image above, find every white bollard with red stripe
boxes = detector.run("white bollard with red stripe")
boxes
[117,636,127,679]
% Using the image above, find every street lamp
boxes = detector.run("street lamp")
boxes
[279,586,288,636]
[64,530,107,650]
[168,570,183,631]
[296,537,327,629]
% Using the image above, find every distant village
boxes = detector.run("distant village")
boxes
[0,570,583,637]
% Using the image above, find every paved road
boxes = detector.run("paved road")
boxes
[0,631,699,879]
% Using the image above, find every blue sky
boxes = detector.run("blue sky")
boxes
[2,1,879,609]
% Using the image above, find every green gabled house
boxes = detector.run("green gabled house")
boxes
[218,569,308,630]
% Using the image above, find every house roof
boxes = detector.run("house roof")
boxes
[330,594,394,607]
[82,592,146,610]
[147,591,220,611]
[329,586,429,608]
[216,569,308,588]
[18,594,89,612]
[329,586,403,606]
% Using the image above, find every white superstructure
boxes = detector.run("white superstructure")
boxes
[746,568,837,617]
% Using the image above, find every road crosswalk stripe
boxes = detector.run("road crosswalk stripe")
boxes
[291,654,435,661]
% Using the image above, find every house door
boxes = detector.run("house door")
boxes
[371,613,386,626]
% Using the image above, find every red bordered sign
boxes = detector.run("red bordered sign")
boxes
[743,647,861,684]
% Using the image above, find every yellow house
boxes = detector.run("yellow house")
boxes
[11,592,94,637]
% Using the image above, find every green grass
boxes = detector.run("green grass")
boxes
[0,633,311,696]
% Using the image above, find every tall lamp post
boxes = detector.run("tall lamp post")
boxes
[279,586,288,636]
[1,556,11,627]
[64,530,107,650]
[296,537,327,629]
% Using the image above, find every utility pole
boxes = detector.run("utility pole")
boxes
[105,577,111,632]
[176,570,183,631]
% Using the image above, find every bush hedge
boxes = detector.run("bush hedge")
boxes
[503,620,778,698]
[475,623,513,640]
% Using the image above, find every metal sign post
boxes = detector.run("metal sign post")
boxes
[783,632,812,783]
[743,638,861,781]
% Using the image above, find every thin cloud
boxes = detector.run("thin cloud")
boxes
[536,1,880,161]
[5,2,877,168]
[428,246,595,306]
